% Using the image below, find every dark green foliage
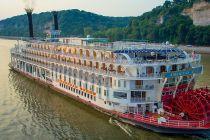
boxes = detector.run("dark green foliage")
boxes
[94,0,210,46]
[0,9,130,37]
[0,1,209,46]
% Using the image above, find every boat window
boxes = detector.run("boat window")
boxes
[118,80,121,87]
[117,65,125,74]
[93,51,97,59]
[106,90,109,97]
[104,90,107,96]
[160,66,166,73]
[124,81,126,88]
[171,65,177,71]
[131,91,146,101]
[80,49,83,56]
[136,80,143,86]
[181,64,186,70]
[146,67,154,75]
[99,88,101,94]
[113,92,127,99]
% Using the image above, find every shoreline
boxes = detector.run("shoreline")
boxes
[178,46,210,54]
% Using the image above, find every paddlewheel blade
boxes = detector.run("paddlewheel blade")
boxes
[163,87,210,121]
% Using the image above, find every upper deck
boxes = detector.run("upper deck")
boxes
[15,37,201,65]
[10,37,202,80]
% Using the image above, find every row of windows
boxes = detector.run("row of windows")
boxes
[59,77,111,98]
[131,91,146,99]
[60,78,101,94]
[55,72,128,90]
[17,51,128,89]
[30,44,115,61]
[59,82,112,106]
[59,83,96,101]
[25,48,118,70]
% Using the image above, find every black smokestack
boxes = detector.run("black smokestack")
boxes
[25,9,34,38]
[52,11,59,30]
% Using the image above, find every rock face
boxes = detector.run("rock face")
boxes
[183,1,210,26]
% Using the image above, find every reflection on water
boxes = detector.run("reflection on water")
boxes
[196,54,210,88]
[1,39,209,140]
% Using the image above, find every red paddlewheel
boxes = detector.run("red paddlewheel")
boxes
[166,88,210,121]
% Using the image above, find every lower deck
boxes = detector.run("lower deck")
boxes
[10,66,210,137]
[11,58,162,113]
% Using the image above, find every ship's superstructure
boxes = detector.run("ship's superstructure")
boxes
[9,11,210,136]
[10,38,203,115]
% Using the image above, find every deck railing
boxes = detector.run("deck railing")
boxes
[11,48,201,80]
[22,46,201,66]
[11,53,164,79]
[120,113,207,128]
[131,85,155,90]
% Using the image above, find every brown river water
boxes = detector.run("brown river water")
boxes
[0,39,209,140]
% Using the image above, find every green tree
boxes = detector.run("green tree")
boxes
[84,27,93,37]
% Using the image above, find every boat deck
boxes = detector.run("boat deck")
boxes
[119,113,210,129]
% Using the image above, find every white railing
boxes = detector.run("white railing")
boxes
[25,47,135,65]
[131,85,155,90]
[12,53,164,79]
[130,98,146,103]
[22,45,201,66]
[11,47,201,80]
[120,113,207,128]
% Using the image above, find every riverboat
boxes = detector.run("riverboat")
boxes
[9,11,210,137]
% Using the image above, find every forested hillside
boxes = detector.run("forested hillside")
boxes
[94,0,210,46]
[0,0,209,46]
[0,9,130,37]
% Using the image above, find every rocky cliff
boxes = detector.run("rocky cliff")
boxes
[183,1,210,26]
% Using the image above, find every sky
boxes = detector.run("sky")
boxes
[0,0,165,20]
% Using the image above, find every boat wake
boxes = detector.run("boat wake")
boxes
[109,118,133,137]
